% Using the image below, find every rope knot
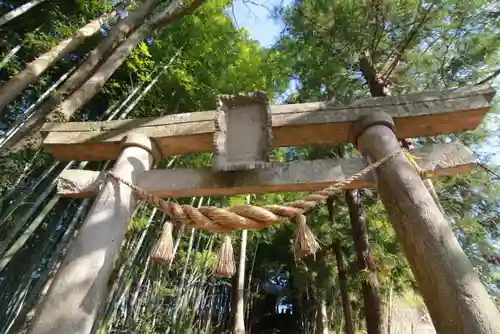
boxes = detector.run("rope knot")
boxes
[103,148,404,264]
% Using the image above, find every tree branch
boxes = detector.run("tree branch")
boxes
[152,0,207,29]
[381,3,437,82]
[475,68,500,86]
[438,16,467,87]
[359,52,386,97]
[368,0,386,56]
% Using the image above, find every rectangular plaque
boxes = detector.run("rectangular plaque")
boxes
[212,92,273,171]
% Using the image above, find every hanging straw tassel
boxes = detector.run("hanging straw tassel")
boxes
[294,214,320,258]
[151,221,174,264]
[215,234,235,277]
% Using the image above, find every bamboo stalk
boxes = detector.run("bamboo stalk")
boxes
[0,194,60,272]
[0,9,118,115]
[4,198,90,333]
[0,65,77,148]
[188,237,214,327]
[0,0,47,27]
[171,226,197,325]
[100,207,158,327]
[0,211,64,334]
[0,161,59,228]
[0,43,22,70]
[0,149,41,205]
[0,162,73,259]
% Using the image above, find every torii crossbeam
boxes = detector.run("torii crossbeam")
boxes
[30,85,500,334]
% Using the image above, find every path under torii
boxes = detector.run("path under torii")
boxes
[29,85,500,334]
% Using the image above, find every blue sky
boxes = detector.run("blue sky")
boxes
[229,0,289,47]
[229,0,300,102]
[228,2,500,165]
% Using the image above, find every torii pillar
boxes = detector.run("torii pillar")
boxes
[350,112,500,334]
[29,134,160,334]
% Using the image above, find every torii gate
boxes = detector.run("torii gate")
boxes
[30,85,500,334]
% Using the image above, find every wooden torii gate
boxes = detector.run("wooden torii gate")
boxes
[30,85,500,334]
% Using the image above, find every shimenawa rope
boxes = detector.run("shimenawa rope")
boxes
[108,148,402,234]
[107,147,405,274]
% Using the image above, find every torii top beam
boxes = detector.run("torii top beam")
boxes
[41,85,495,161]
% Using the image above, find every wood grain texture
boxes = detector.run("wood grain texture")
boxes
[30,135,155,334]
[41,85,495,161]
[57,142,476,198]
[357,124,500,333]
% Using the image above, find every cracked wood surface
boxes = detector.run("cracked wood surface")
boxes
[57,142,476,198]
[41,85,495,161]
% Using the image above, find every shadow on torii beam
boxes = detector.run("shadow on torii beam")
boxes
[40,84,495,162]
[57,142,476,199]
[32,84,500,334]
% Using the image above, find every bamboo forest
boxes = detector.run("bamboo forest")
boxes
[1,0,500,333]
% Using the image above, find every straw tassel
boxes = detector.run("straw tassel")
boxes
[215,234,235,277]
[151,221,174,264]
[294,214,320,257]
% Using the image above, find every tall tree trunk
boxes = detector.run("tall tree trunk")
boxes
[45,0,160,110]
[0,8,119,116]
[326,197,355,334]
[48,0,203,123]
[5,0,206,151]
[0,0,47,27]
[333,242,355,334]
[360,52,443,212]
[314,251,330,334]
[245,242,258,326]
[315,295,329,334]
[0,64,76,148]
[2,0,162,150]
[328,66,383,334]
[49,23,150,122]
[345,190,384,334]
[359,55,388,97]
[233,229,247,334]
[359,55,446,334]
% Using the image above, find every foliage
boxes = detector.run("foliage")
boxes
[0,0,499,333]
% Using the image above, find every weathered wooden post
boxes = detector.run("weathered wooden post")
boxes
[349,111,500,334]
[29,134,159,334]
[35,85,497,333]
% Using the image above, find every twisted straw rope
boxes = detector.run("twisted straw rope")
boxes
[107,149,404,233]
